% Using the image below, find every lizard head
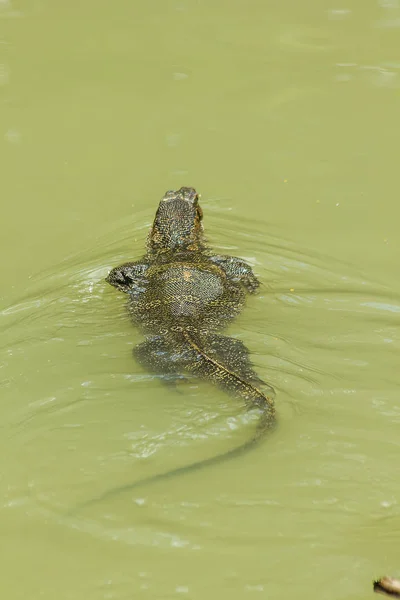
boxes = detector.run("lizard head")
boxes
[148,187,204,252]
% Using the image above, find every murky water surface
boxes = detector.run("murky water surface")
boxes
[1,1,400,598]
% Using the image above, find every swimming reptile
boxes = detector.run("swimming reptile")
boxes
[79,187,276,509]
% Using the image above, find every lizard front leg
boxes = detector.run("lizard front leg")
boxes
[106,261,149,295]
[210,255,260,293]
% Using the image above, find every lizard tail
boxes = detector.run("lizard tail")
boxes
[67,332,275,515]
[181,329,275,419]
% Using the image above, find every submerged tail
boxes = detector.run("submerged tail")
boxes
[69,332,275,515]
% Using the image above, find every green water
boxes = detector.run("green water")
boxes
[1,1,400,598]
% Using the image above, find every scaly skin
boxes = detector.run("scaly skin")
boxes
[79,187,275,509]
[107,187,274,407]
